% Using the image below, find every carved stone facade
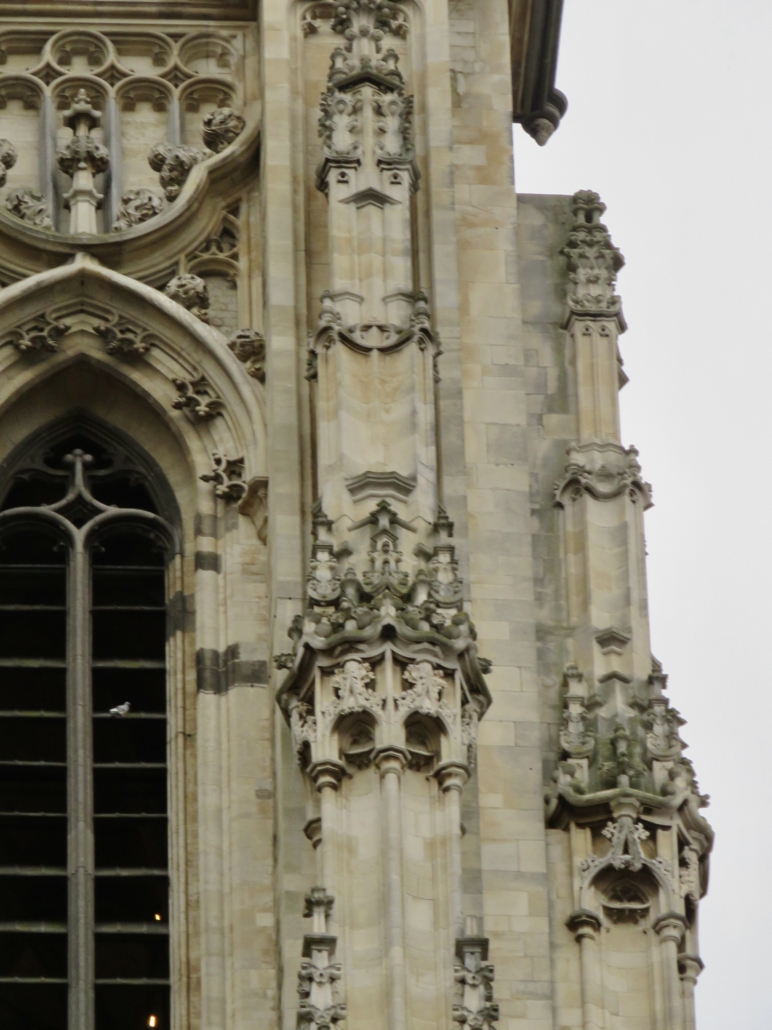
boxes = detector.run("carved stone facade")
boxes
[0,3,710,1030]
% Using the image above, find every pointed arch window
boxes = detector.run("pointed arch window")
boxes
[0,424,179,1030]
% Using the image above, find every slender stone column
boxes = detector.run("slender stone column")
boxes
[56,89,109,235]
[309,760,345,926]
[436,761,468,939]
[68,534,94,1030]
[374,746,409,1030]
[567,910,604,1030]
[654,913,687,1030]
[678,954,703,1030]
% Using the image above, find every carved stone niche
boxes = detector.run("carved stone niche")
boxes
[337,712,376,769]
[599,876,652,926]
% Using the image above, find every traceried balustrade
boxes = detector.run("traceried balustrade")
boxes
[0,27,251,234]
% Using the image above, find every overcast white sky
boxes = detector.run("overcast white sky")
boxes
[514,2,772,1026]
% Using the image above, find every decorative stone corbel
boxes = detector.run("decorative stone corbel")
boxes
[238,476,269,544]
[554,442,652,509]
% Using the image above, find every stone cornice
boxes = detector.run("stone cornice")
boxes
[510,0,567,145]
[0,1,256,20]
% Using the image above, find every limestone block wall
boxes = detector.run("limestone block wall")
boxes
[448,2,555,1026]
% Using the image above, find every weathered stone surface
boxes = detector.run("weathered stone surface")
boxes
[0,10,709,1030]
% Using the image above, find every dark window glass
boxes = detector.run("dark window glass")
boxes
[0,436,173,1030]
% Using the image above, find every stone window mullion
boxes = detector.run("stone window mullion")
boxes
[67,534,96,1030]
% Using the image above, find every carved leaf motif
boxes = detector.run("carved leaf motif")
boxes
[202,107,246,154]
[321,659,382,730]
[396,661,451,720]
[171,374,224,421]
[200,452,247,503]
[56,135,110,178]
[5,187,54,230]
[113,188,165,232]
[2,314,69,354]
[95,318,158,356]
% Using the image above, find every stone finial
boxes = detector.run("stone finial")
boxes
[0,139,17,187]
[60,88,101,132]
[148,143,205,201]
[164,274,210,322]
[56,88,110,234]
[113,188,165,232]
[561,190,625,318]
[5,187,53,230]
[202,107,246,154]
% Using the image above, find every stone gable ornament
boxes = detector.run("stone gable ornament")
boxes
[94,317,160,357]
[171,373,225,421]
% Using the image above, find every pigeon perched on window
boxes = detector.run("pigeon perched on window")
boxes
[109,702,131,718]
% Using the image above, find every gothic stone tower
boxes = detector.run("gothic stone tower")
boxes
[0,1,711,1029]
